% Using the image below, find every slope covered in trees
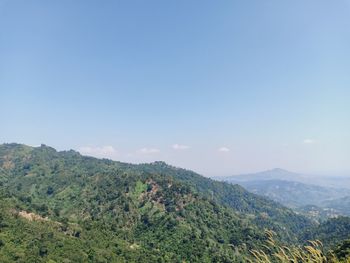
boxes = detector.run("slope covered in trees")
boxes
[0,143,349,262]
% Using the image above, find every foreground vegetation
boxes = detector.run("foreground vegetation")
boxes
[251,230,350,263]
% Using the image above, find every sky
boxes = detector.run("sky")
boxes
[1,0,349,176]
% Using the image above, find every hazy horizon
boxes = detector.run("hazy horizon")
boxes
[2,142,349,178]
[1,1,349,176]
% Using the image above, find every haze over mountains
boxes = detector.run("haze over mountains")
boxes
[220,169,350,219]
[220,168,350,188]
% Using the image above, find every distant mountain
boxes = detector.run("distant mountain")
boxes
[219,169,350,219]
[220,168,307,183]
[220,168,350,189]
[226,179,350,208]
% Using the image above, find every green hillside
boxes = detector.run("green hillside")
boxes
[301,216,350,250]
[0,143,349,262]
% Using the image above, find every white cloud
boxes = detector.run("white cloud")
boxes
[303,139,316,144]
[218,147,230,152]
[78,145,118,158]
[172,144,190,150]
[137,147,160,154]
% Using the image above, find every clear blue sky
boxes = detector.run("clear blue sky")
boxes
[1,0,349,176]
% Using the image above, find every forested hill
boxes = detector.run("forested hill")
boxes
[0,143,348,262]
[132,161,313,241]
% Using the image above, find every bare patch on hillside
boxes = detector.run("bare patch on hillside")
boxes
[18,211,49,222]
[2,156,14,170]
